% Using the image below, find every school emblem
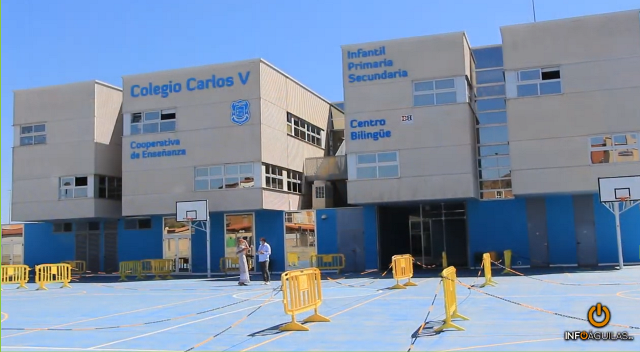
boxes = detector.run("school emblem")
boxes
[230,100,251,126]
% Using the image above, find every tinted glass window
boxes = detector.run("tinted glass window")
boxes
[476,98,506,112]
[476,69,504,85]
[472,46,504,69]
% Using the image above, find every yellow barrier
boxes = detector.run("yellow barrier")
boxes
[141,259,175,280]
[310,254,345,274]
[280,267,330,331]
[287,252,300,267]
[220,257,255,275]
[63,260,86,275]
[442,251,448,268]
[35,264,72,290]
[390,254,418,289]
[480,253,498,287]
[1,265,30,290]
[118,261,144,281]
[503,249,513,274]
[435,266,469,332]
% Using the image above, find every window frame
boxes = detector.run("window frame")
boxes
[315,186,325,199]
[287,113,324,148]
[53,222,73,233]
[287,170,303,194]
[194,163,255,191]
[19,123,47,146]
[354,151,400,180]
[59,176,90,200]
[123,217,153,230]
[95,175,123,200]
[588,132,639,165]
[128,108,177,136]
[264,164,285,191]
[413,78,458,107]
[515,67,562,97]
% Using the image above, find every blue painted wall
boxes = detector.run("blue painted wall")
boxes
[255,210,286,273]
[24,223,75,267]
[594,195,640,264]
[118,216,163,262]
[316,208,338,254]
[466,198,530,266]
[362,205,379,270]
[545,196,578,265]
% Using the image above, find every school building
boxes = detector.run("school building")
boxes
[11,9,640,275]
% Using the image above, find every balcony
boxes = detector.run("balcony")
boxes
[304,155,348,181]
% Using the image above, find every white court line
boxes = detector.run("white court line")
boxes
[87,300,281,350]
[1,346,175,352]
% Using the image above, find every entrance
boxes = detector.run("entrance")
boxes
[1,238,24,265]
[224,213,256,272]
[163,217,193,273]
[379,202,469,269]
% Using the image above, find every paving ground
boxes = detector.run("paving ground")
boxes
[1,265,639,351]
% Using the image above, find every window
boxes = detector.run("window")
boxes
[287,113,324,147]
[264,164,284,190]
[516,67,562,97]
[96,176,122,200]
[315,186,325,199]
[19,124,46,146]
[130,109,176,135]
[288,171,302,194]
[59,176,89,199]
[589,133,639,164]
[195,163,255,191]
[53,222,73,233]
[123,218,152,230]
[472,46,504,70]
[413,78,457,107]
[355,151,399,180]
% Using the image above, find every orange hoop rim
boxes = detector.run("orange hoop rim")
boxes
[617,196,630,202]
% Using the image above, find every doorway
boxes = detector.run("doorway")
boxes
[284,211,317,271]
[224,213,256,272]
[163,217,193,273]
[378,202,469,269]
[76,222,101,273]
[1,237,24,265]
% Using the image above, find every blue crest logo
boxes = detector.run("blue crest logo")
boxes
[230,100,251,126]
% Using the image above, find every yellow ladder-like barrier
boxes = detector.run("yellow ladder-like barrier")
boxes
[435,266,469,331]
[480,252,498,287]
[63,260,86,275]
[280,267,330,331]
[220,257,255,275]
[390,254,418,289]
[1,265,30,290]
[310,254,345,274]
[118,261,144,281]
[141,259,175,280]
[35,264,72,291]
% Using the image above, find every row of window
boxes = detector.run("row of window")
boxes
[59,175,122,200]
[589,133,639,164]
[19,124,47,146]
[287,113,324,148]
[354,151,400,180]
[264,163,303,194]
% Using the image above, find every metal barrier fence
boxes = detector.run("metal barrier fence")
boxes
[310,254,345,274]
[280,267,330,331]
[481,253,498,288]
[63,260,86,275]
[35,263,72,291]
[503,249,513,274]
[287,252,300,267]
[435,266,469,332]
[141,259,175,280]
[1,265,30,290]
[220,257,255,275]
[390,254,418,289]
[118,261,144,281]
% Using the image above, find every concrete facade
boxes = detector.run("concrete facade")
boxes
[12,81,123,222]
[502,10,640,195]
[121,60,333,216]
[342,33,478,204]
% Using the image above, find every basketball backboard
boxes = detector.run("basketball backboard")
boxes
[598,175,640,203]
[176,200,209,222]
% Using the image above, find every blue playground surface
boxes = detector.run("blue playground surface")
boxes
[1,265,639,351]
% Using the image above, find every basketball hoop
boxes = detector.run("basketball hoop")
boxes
[186,217,195,223]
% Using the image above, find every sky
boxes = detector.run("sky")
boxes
[2,0,639,224]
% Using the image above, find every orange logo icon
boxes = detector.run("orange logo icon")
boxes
[588,303,611,328]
